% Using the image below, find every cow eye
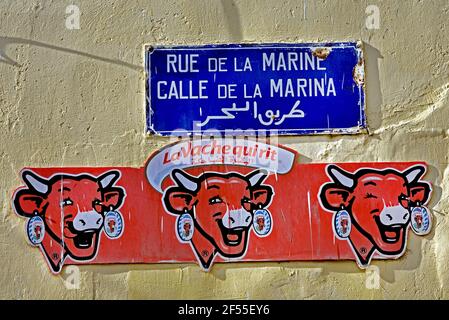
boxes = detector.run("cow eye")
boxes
[93,199,103,213]
[364,193,378,199]
[399,194,409,200]
[209,196,223,205]
[60,198,73,207]
[241,197,252,211]
[399,194,410,208]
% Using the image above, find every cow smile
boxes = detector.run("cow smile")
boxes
[73,231,95,248]
[217,220,247,246]
[374,216,404,243]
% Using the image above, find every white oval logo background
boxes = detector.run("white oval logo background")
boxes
[334,210,351,239]
[253,209,272,237]
[177,213,194,242]
[27,216,45,245]
[411,207,431,235]
[104,211,124,239]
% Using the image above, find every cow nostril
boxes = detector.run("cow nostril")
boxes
[79,219,86,226]
[403,213,409,220]
[229,217,235,224]
[245,216,251,222]
[96,218,102,225]
[386,214,393,221]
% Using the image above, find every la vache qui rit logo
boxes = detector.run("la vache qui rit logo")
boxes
[146,138,433,270]
[12,138,433,273]
[146,138,293,270]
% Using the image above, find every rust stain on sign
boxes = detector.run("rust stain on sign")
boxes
[353,40,365,86]
[353,58,365,86]
[312,47,331,60]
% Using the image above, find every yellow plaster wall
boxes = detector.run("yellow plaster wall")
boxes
[0,0,448,299]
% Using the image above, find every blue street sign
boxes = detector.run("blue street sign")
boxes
[146,42,366,136]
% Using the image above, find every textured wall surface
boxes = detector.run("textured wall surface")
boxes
[0,0,448,299]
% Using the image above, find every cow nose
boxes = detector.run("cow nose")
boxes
[379,205,409,226]
[221,208,252,229]
[73,211,103,232]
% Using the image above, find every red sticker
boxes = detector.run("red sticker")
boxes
[12,139,432,273]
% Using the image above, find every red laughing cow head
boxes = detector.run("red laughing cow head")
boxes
[13,170,125,273]
[319,164,431,267]
[163,169,274,270]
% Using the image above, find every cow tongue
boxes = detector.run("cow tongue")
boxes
[227,234,239,241]
[384,227,401,241]
[385,231,397,238]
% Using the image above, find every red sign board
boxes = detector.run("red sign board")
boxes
[12,139,432,273]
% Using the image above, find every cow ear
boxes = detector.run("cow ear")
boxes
[251,185,273,207]
[13,189,46,217]
[320,184,353,210]
[409,182,430,205]
[163,187,196,214]
[102,187,124,209]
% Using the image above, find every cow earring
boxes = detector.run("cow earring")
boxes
[103,207,124,239]
[410,202,432,235]
[26,212,45,246]
[333,208,351,239]
[252,206,272,237]
[177,210,194,242]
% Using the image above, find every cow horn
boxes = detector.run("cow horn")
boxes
[327,165,354,188]
[98,170,120,189]
[171,169,198,192]
[22,170,49,194]
[247,169,269,186]
[403,165,425,183]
